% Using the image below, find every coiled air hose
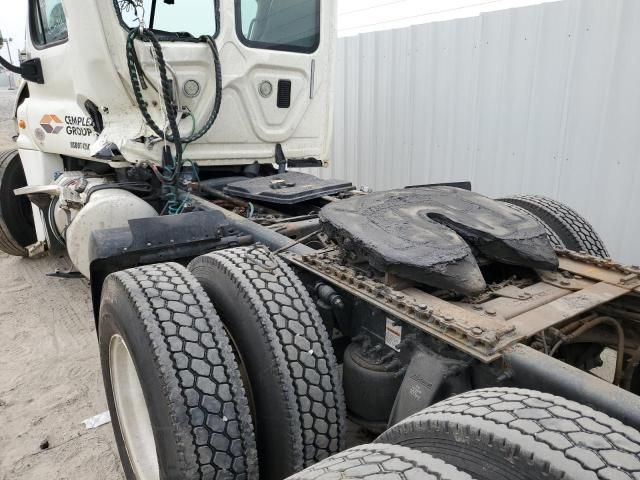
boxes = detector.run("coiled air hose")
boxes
[125,28,223,184]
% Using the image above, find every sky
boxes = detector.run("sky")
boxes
[0,0,555,61]
[0,2,27,62]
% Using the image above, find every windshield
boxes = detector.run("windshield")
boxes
[117,0,218,37]
[236,0,320,53]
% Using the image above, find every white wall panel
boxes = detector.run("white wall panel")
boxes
[311,0,640,264]
[337,0,560,37]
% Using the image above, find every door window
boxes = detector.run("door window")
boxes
[236,0,320,53]
[117,0,218,38]
[31,0,68,47]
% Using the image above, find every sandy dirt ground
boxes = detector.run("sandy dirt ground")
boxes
[0,88,373,479]
[0,85,621,480]
[0,89,125,480]
[0,85,620,480]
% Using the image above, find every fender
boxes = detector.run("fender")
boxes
[88,210,253,327]
[8,81,30,141]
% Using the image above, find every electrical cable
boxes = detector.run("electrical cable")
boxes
[121,1,223,223]
[126,32,222,147]
[127,28,182,182]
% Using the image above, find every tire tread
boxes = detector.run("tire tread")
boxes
[379,387,640,480]
[500,195,609,258]
[289,443,474,479]
[190,246,346,469]
[0,149,29,257]
[104,263,258,479]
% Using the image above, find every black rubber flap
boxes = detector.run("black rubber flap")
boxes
[128,210,230,249]
[89,211,232,262]
[320,186,558,294]
[224,172,353,204]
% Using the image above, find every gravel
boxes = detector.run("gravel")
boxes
[0,90,371,479]
[0,85,613,480]
[0,87,124,480]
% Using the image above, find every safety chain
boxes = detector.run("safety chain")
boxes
[285,251,516,355]
[556,249,640,276]
[284,248,639,359]
[125,31,222,146]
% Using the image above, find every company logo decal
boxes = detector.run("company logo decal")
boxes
[40,114,64,134]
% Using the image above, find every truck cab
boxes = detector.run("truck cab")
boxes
[17,0,335,167]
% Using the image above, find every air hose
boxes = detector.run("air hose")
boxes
[125,28,223,184]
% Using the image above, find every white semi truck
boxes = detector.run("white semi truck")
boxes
[2,1,640,479]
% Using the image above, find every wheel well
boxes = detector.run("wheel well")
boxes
[13,83,30,118]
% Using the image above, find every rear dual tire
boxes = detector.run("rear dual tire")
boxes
[500,195,609,258]
[499,196,609,371]
[378,388,640,480]
[189,247,346,479]
[99,252,346,480]
[289,443,473,479]
[99,263,258,480]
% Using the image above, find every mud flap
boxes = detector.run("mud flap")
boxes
[388,345,471,427]
[88,211,252,326]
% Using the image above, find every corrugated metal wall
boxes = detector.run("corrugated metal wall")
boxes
[337,0,559,37]
[309,0,640,265]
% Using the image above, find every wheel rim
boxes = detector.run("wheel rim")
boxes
[109,334,160,480]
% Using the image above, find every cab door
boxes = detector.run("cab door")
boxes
[19,0,98,159]
[220,0,336,164]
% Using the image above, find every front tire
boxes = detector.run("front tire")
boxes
[99,263,258,480]
[0,149,36,256]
